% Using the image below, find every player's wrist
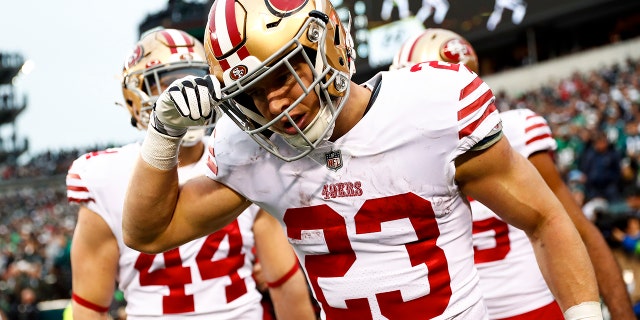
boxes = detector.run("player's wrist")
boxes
[563,301,603,320]
[150,111,188,138]
[140,125,182,170]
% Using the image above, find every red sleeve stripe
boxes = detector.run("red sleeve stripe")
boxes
[459,76,484,101]
[67,197,94,203]
[459,103,498,139]
[66,173,81,180]
[458,89,494,120]
[526,133,553,146]
[67,185,89,192]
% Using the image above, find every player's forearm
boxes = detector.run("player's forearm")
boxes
[269,271,316,320]
[581,225,635,319]
[553,184,635,318]
[529,213,600,312]
[123,156,180,253]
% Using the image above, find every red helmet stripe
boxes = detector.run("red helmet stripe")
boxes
[224,0,243,48]
[208,1,224,57]
[209,0,251,71]
[407,32,430,63]
[163,29,196,54]
[160,30,179,54]
[177,30,195,52]
[219,58,230,70]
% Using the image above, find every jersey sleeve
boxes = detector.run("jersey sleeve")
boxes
[418,62,503,157]
[66,154,96,205]
[204,116,265,197]
[457,73,501,150]
[501,108,557,158]
[65,147,129,233]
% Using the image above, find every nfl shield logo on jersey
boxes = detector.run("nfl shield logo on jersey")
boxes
[325,150,343,171]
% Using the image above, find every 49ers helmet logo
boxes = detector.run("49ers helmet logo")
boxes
[441,39,474,64]
[125,45,143,69]
[230,65,248,80]
[265,0,309,16]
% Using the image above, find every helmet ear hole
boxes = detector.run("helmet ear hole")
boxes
[130,116,138,128]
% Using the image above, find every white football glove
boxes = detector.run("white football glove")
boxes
[151,74,221,137]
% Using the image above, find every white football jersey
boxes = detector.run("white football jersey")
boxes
[470,108,559,319]
[207,62,500,319]
[66,141,263,319]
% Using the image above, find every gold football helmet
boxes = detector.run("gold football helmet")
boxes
[122,28,211,145]
[390,28,479,73]
[203,0,355,161]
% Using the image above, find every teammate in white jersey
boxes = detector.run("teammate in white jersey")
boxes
[392,28,634,319]
[66,28,315,320]
[123,1,602,319]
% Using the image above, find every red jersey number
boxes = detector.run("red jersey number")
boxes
[284,192,451,319]
[134,221,247,314]
[471,217,511,264]
[410,60,461,72]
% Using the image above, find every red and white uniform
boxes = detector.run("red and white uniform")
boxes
[470,108,560,319]
[207,62,499,319]
[66,141,263,320]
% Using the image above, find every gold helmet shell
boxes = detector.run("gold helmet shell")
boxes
[204,0,354,95]
[121,28,210,131]
[202,0,356,161]
[391,28,479,73]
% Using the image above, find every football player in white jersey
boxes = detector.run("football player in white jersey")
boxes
[391,28,634,320]
[66,28,315,320]
[122,1,602,319]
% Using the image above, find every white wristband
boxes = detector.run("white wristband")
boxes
[563,301,603,320]
[140,126,182,170]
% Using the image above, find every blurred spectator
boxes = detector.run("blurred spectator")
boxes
[567,169,587,208]
[7,287,39,320]
[578,131,623,204]
[0,144,149,316]
[624,120,640,160]
[612,215,640,255]
[620,157,640,211]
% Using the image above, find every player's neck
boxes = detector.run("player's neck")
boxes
[178,142,205,167]
[329,82,372,141]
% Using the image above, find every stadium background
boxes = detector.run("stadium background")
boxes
[1,0,639,318]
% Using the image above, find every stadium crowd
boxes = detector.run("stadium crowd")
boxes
[1,55,640,318]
